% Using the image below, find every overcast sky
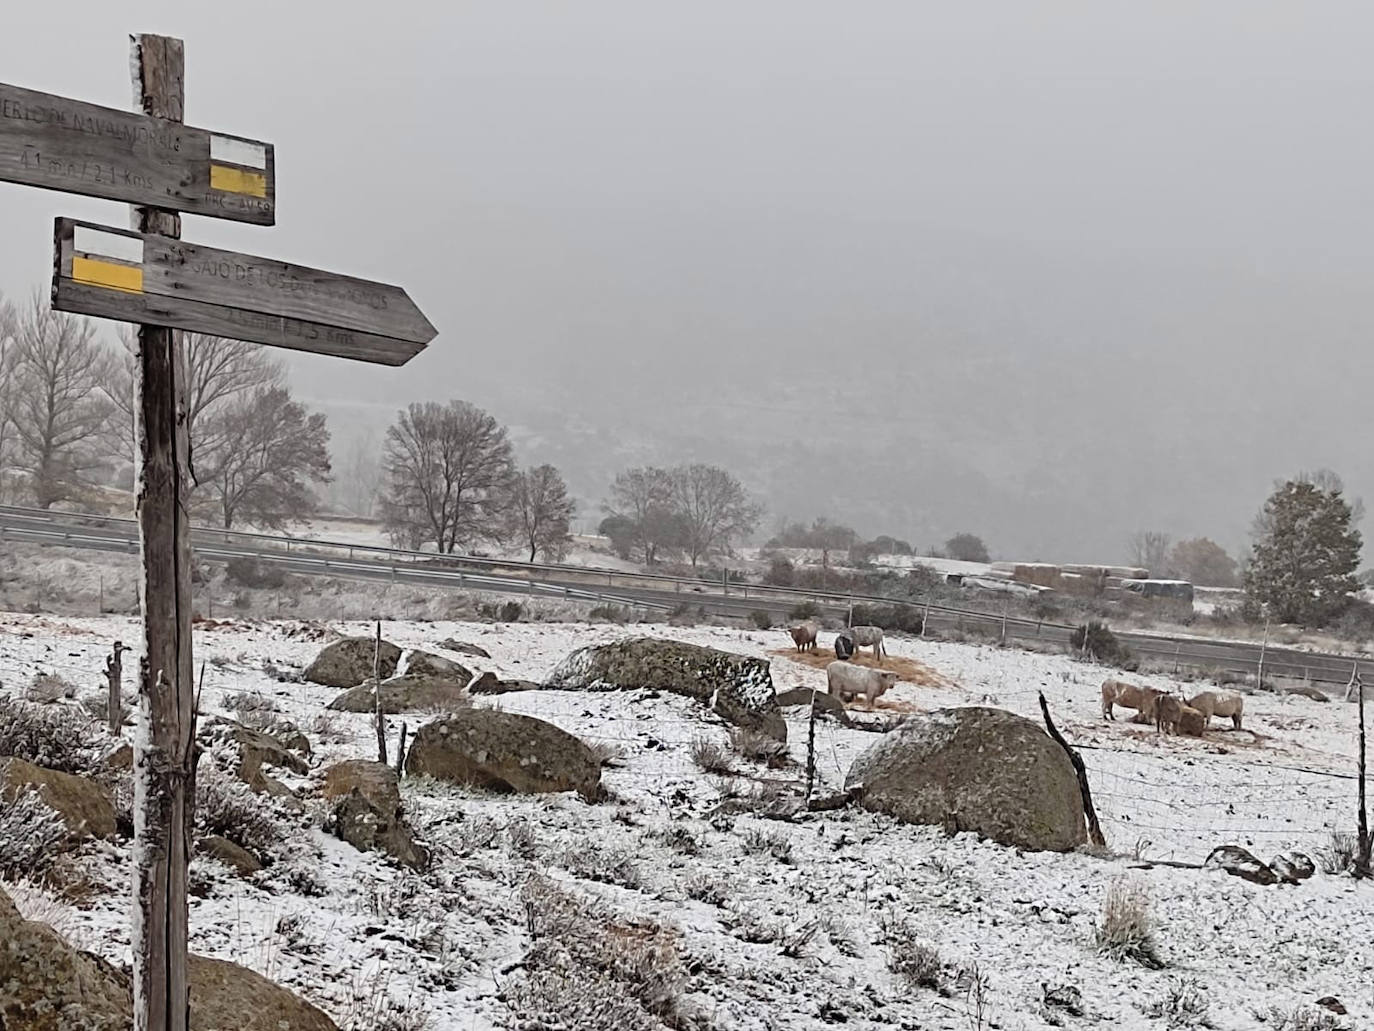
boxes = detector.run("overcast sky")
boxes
[3,3,1372,560]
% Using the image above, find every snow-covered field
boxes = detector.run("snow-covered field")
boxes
[1,613,1370,1030]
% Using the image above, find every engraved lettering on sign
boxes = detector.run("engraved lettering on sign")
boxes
[181,256,389,310]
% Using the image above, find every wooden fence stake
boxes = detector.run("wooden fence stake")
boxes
[1039,691,1106,849]
[805,688,817,805]
[374,621,388,765]
[1358,669,1371,878]
[129,34,194,1031]
[105,640,126,736]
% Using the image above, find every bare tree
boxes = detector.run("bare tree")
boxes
[668,463,763,567]
[604,466,679,565]
[328,429,384,517]
[0,296,19,503]
[198,386,332,529]
[381,400,515,553]
[510,464,576,561]
[1127,530,1172,575]
[102,330,283,474]
[7,294,115,508]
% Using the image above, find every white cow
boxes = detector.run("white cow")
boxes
[826,661,897,709]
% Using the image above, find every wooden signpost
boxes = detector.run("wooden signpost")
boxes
[53,219,435,364]
[0,80,275,223]
[0,33,433,1031]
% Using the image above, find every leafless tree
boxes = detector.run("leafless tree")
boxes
[0,296,19,503]
[605,466,679,565]
[328,429,384,518]
[1127,530,1172,576]
[380,400,515,553]
[102,330,284,475]
[7,294,116,508]
[510,463,576,561]
[197,386,332,529]
[668,463,763,567]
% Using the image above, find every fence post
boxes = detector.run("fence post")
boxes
[1257,615,1270,689]
[373,622,388,766]
[1173,641,1182,675]
[1358,668,1370,878]
[1038,692,1106,849]
[105,641,127,736]
[805,688,817,805]
[921,598,930,639]
[1000,601,1008,645]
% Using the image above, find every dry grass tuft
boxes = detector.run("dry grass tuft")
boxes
[1096,877,1163,968]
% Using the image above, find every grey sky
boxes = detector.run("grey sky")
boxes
[2,3,1372,561]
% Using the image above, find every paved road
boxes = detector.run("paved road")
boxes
[1,506,1365,690]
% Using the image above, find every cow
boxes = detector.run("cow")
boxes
[826,661,898,709]
[835,633,856,660]
[1187,690,1244,730]
[787,621,819,652]
[1176,704,1206,737]
[845,625,886,659]
[1101,679,1161,724]
[1154,693,1185,734]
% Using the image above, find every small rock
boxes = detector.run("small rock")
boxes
[1205,845,1278,885]
[101,743,134,772]
[403,650,471,680]
[438,638,491,659]
[322,760,429,870]
[466,672,540,695]
[198,835,264,877]
[1316,997,1347,1015]
[27,674,76,704]
[1270,850,1316,884]
[327,674,471,714]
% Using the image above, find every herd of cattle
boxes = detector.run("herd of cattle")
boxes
[1101,679,1244,737]
[785,619,1248,739]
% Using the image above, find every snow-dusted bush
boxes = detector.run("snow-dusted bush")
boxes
[688,736,732,775]
[727,726,789,768]
[1261,1004,1350,1031]
[0,697,100,773]
[502,876,684,1031]
[0,789,68,875]
[880,912,942,989]
[740,826,792,863]
[1096,877,1163,968]
[1316,832,1360,875]
[195,765,286,854]
[558,842,643,890]
[1143,977,1210,1027]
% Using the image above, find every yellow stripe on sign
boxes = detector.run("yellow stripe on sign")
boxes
[72,256,143,294]
[210,164,268,198]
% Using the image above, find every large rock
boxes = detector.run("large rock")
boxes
[844,707,1087,852]
[0,886,337,1030]
[0,757,116,840]
[321,760,429,870]
[303,636,400,688]
[544,637,786,741]
[406,710,601,801]
[327,674,471,714]
[403,650,471,680]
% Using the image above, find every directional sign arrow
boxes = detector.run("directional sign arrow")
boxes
[51,219,435,365]
[1,81,274,224]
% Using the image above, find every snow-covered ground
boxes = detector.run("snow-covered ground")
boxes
[1,613,1370,1030]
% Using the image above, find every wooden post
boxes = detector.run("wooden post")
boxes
[105,641,126,736]
[1358,669,1371,878]
[1038,692,1106,849]
[395,722,408,777]
[129,34,194,1031]
[921,598,930,639]
[373,622,388,765]
[1257,615,1270,690]
[805,688,817,805]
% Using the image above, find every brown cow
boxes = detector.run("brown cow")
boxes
[787,621,819,652]
[1176,705,1206,737]
[1154,693,1184,735]
[1187,690,1244,730]
[1101,680,1161,723]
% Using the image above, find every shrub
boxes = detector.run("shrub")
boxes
[689,736,733,775]
[1095,878,1162,968]
[504,876,685,1031]
[1316,831,1360,875]
[684,872,728,905]
[558,843,643,890]
[0,789,68,876]
[223,556,286,589]
[740,827,792,863]
[0,698,100,774]
[1260,1005,1350,1031]
[880,913,942,989]
[196,766,285,854]
[476,600,525,623]
[221,690,278,714]
[849,602,924,635]
[787,600,821,621]
[747,609,774,630]
[1142,977,1210,1027]
[588,604,631,623]
[763,557,795,587]
[1072,621,1134,668]
[727,727,790,768]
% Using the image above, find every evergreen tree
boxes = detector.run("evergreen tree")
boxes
[1244,477,1362,625]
